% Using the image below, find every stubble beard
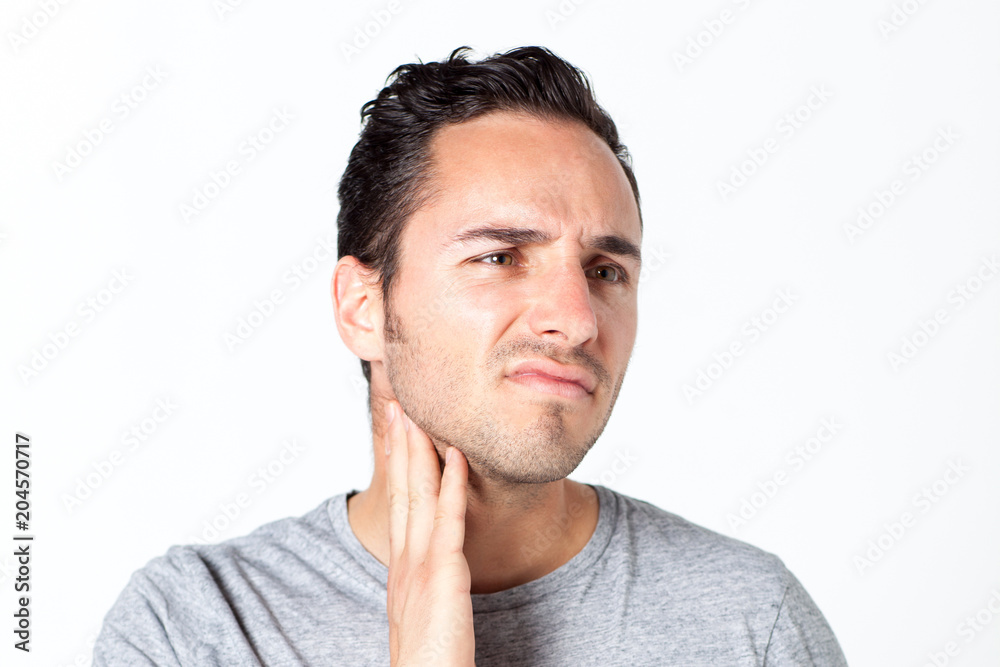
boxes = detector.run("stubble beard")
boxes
[381,296,626,487]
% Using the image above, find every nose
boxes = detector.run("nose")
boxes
[525,262,599,348]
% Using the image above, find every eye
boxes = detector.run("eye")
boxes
[586,265,627,283]
[477,252,516,266]
[473,252,629,284]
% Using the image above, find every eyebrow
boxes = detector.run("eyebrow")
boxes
[445,226,642,265]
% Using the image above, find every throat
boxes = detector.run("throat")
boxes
[463,480,599,594]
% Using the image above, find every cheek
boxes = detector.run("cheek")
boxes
[440,280,519,332]
[596,302,637,361]
[460,287,517,322]
[440,292,514,364]
[398,282,513,364]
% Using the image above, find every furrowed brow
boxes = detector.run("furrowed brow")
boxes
[591,234,642,265]
[443,225,642,266]
[444,226,551,249]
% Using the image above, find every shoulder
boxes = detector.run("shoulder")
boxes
[138,494,338,589]
[94,496,342,664]
[598,486,794,600]
[595,486,847,664]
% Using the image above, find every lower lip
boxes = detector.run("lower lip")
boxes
[506,373,591,399]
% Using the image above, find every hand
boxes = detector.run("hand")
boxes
[384,400,476,666]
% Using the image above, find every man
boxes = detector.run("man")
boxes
[95,46,847,665]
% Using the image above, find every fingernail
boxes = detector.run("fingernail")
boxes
[446,446,453,464]
[384,402,395,425]
[403,414,410,432]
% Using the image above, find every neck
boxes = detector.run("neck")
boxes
[347,424,599,594]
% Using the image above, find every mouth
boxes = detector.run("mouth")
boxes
[506,373,591,399]
[505,359,597,400]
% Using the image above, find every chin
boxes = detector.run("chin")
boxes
[467,435,593,487]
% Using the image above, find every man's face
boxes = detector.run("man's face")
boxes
[379,111,641,485]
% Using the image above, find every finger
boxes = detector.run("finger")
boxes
[429,446,469,562]
[385,400,409,566]
[403,412,443,559]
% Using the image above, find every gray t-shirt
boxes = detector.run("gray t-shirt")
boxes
[94,484,847,665]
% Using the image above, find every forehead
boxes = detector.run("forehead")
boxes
[409,111,641,249]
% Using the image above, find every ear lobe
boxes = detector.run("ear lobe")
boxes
[332,256,384,364]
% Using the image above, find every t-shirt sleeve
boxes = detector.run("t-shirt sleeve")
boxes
[92,568,186,667]
[92,547,257,667]
[763,566,848,666]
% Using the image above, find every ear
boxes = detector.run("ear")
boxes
[331,256,384,365]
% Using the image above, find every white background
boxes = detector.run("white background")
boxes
[2,0,998,665]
